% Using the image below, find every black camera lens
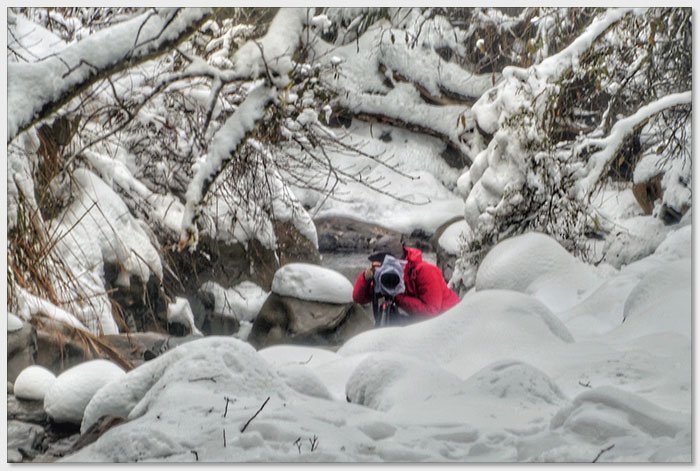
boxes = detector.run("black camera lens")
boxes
[380,272,401,289]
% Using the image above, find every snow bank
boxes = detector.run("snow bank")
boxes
[271,263,353,304]
[47,168,164,334]
[475,232,602,312]
[618,260,691,340]
[346,352,465,411]
[13,285,88,332]
[14,366,57,401]
[200,281,269,323]
[44,360,126,424]
[288,121,464,236]
[551,386,688,441]
[339,289,573,380]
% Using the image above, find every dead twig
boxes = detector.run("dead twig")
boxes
[592,444,615,463]
[240,396,270,433]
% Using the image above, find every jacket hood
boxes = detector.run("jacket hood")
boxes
[404,247,423,265]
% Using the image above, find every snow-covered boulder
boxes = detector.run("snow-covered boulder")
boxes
[166,297,202,336]
[248,292,373,349]
[44,360,126,424]
[475,232,602,313]
[8,313,24,332]
[249,263,372,348]
[271,263,353,304]
[194,280,269,336]
[14,366,56,401]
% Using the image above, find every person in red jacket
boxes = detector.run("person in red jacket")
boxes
[352,235,461,318]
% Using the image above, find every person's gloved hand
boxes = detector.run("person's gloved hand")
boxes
[363,261,381,280]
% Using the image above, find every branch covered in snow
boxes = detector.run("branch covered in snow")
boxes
[178,9,310,248]
[8,7,213,142]
[574,91,691,200]
[179,83,275,247]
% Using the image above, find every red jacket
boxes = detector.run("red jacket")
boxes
[352,247,461,317]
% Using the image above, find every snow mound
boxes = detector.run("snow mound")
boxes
[8,313,24,332]
[258,344,340,369]
[551,386,689,441]
[44,360,126,424]
[271,263,353,304]
[618,259,691,339]
[653,225,691,262]
[339,289,573,380]
[475,232,602,312]
[14,366,57,401]
[81,336,283,434]
[200,280,269,322]
[346,352,465,411]
[465,360,567,407]
[276,365,333,400]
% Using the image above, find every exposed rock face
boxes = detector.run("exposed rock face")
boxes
[7,420,46,462]
[104,262,168,334]
[632,174,663,215]
[248,293,374,349]
[189,289,240,336]
[8,320,37,384]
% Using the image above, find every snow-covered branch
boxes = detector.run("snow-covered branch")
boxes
[574,90,691,200]
[179,84,275,247]
[8,7,213,142]
[178,9,311,248]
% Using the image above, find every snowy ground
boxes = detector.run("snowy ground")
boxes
[59,216,691,462]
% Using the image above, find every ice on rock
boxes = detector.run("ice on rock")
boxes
[14,366,57,401]
[44,360,126,424]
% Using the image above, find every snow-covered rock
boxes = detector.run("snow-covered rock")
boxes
[167,297,202,335]
[271,263,353,304]
[8,313,24,332]
[200,280,269,322]
[438,219,472,255]
[44,360,126,424]
[14,366,57,401]
[475,232,602,313]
